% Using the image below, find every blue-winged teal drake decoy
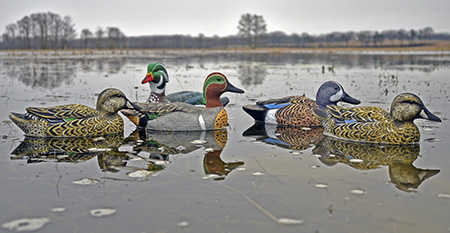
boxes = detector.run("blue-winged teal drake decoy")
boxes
[122,72,244,131]
[9,88,140,137]
[314,93,442,144]
[141,63,229,105]
[242,81,360,127]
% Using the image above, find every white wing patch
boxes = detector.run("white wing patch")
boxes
[264,109,278,124]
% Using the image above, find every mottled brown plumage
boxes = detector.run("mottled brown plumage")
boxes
[274,96,322,126]
[10,88,136,137]
[242,81,360,127]
[316,93,441,144]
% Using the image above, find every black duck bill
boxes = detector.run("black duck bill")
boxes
[124,97,144,113]
[419,106,441,122]
[225,81,245,94]
[341,91,361,105]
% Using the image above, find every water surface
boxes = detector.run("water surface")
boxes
[0,52,449,233]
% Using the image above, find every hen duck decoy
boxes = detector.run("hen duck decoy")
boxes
[141,63,229,105]
[242,81,360,127]
[314,93,442,144]
[9,88,140,137]
[122,72,244,131]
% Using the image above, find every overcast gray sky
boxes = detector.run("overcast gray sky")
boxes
[0,0,449,37]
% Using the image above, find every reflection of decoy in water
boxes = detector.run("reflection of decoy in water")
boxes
[203,149,244,180]
[242,123,324,151]
[130,128,229,156]
[97,151,165,173]
[97,151,128,172]
[389,161,439,192]
[242,81,360,127]
[128,128,243,180]
[9,88,141,137]
[314,93,441,144]
[10,134,123,163]
[313,137,439,192]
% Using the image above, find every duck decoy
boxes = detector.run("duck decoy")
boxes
[314,93,442,144]
[122,72,244,131]
[141,63,229,105]
[9,88,141,137]
[242,81,360,127]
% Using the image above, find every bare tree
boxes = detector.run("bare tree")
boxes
[95,27,104,48]
[5,23,18,48]
[61,16,76,49]
[107,27,125,48]
[48,12,63,49]
[251,15,267,47]
[237,13,267,48]
[80,28,93,48]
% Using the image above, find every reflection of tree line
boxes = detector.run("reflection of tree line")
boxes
[3,58,128,89]
[195,53,448,72]
[2,53,446,90]
[237,63,268,87]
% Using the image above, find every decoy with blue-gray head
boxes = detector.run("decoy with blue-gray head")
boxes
[141,63,230,106]
[242,81,360,127]
[9,88,141,137]
[313,93,442,144]
[122,72,244,131]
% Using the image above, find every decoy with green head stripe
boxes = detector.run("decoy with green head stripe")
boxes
[9,88,142,137]
[122,72,244,131]
[314,93,442,144]
[141,63,229,105]
[242,81,360,127]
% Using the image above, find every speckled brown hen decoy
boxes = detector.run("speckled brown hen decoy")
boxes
[9,88,140,137]
[314,93,442,144]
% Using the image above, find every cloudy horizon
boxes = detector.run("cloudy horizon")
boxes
[1,0,449,37]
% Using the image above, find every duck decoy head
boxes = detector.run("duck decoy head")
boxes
[203,72,244,107]
[390,93,441,122]
[316,81,360,107]
[97,88,143,114]
[141,63,169,95]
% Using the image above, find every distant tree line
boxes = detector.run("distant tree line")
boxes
[1,12,449,50]
[2,12,76,49]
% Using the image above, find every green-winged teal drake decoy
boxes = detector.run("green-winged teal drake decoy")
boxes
[141,63,229,105]
[9,88,140,137]
[314,93,442,144]
[242,81,360,127]
[122,72,244,131]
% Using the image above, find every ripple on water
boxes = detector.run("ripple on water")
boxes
[2,217,50,232]
[89,208,117,217]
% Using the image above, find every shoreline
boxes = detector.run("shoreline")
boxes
[1,44,450,59]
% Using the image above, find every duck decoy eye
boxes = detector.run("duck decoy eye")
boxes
[402,100,419,105]
[111,94,123,98]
